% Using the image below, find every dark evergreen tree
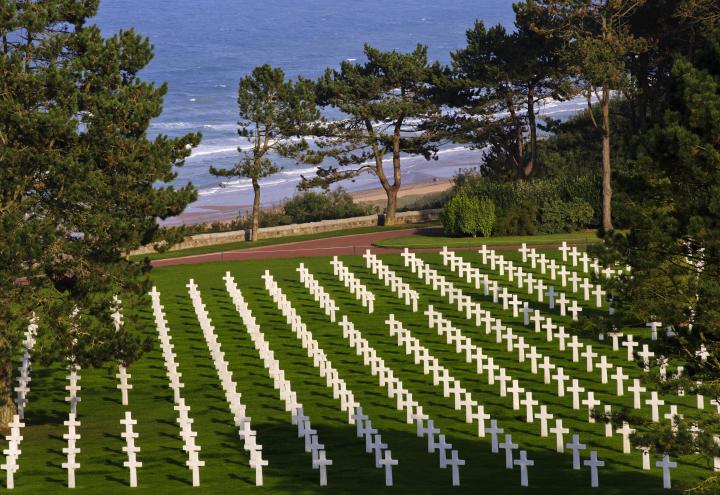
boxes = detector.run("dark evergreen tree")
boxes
[586,23,720,492]
[450,8,570,181]
[299,44,443,225]
[0,1,200,428]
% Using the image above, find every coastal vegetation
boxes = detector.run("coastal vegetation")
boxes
[2,0,720,491]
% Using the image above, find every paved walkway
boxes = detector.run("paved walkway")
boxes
[152,227,585,267]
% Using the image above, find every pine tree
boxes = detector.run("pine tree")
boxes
[209,65,319,241]
[0,1,200,428]
[587,23,720,491]
[449,11,570,180]
[300,44,443,225]
[528,0,647,232]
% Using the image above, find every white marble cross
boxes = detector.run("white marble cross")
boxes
[487,420,503,453]
[447,450,464,486]
[584,450,604,487]
[1,453,19,490]
[550,419,569,452]
[628,379,647,409]
[499,434,518,469]
[116,366,132,406]
[313,450,332,486]
[379,450,398,487]
[567,434,586,469]
[514,450,534,487]
[656,454,677,489]
[645,391,665,422]
[617,421,635,454]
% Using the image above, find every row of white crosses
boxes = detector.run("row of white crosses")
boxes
[503,246,698,408]
[64,308,83,489]
[297,264,340,323]
[395,249,680,487]
[339,255,616,488]
[111,297,133,407]
[383,314,534,487]
[439,248,672,413]
[474,246,590,316]
[110,298,143,487]
[403,250,612,424]
[1,319,37,489]
[363,252,419,312]
[331,257,375,313]
[556,241,628,278]
[294,266,464,485]
[149,287,204,487]
[14,317,37,421]
[261,271,393,483]
[186,279,267,485]
[224,273,333,486]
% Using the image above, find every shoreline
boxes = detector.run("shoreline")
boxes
[162,179,454,227]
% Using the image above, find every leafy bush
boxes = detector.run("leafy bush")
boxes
[539,199,595,233]
[494,205,538,236]
[442,192,496,237]
[282,188,370,224]
[477,197,496,237]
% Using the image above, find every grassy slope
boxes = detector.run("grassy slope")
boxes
[373,231,601,249]
[9,248,711,494]
[134,223,440,262]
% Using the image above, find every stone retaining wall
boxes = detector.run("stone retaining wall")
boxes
[131,209,441,255]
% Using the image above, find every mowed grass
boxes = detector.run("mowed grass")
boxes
[373,230,601,249]
[7,247,715,494]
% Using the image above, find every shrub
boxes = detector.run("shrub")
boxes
[442,192,496,237]
[539,199,594,233]
[477,197,496,237]
[494,205,538,236]
[282,188,370,224]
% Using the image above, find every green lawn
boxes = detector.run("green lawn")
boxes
[373,230,601,249]
[8,246,711,494]
[134,222,440,261]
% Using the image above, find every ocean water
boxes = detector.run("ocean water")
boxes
[93,0,584,223]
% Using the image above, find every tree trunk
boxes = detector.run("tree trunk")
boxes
[507,96,525,180]
[525,86,537,179]
[385,186,399,226]
[383,118,403,226]
[601,86,613,232]
[0,358,15,431]
[251,179,261,242]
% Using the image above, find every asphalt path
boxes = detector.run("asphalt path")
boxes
[151,227,586,267]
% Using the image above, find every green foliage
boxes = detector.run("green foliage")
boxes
[209,65,320,239]
[0,0,200,415]
[494,205,538,236]
[447,14,572,179]
[282,188,371,224]
[299,44,444,223]
[539,199,594,234]
[477,197,496,237]
[442,192,495,237]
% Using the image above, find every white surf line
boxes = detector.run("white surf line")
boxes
[295,266,466,486]
[186,279,268,486]
[262,271,394,483]
[149,287,204,487]
[223,272,333,485]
